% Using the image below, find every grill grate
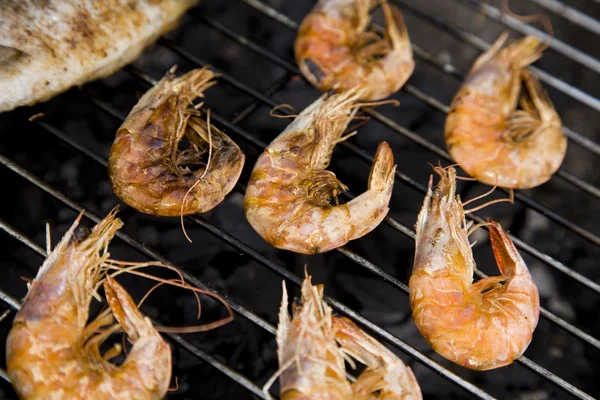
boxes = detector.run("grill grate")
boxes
[1,0,599,399]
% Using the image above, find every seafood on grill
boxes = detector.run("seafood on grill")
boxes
[0,0,199,113]
[244,87,396,254]
[5,210,171,399]
[5,208,234,399]
[409,166,540,370]
[266,271,422,399]
[295,0,414,101]
[445,32,567,189]
[108,66,245,216]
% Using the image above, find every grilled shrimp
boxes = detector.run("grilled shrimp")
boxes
[269,272,422,399]
[295,0,414,101]
[274,273,352,399]
[6,210,171,399]
[445,32,566,189]
[244,87,396,254]
[108,66,245,216]
[409,166,540,370]
[333,316,422,400]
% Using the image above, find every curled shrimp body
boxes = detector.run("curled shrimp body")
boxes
[244,87,396,254]
[295,0,414,101]
[269,272,422,399]
[409,167,540,370]
[108,66,245,216]
[6,210,171,399]
[445,32,566,189]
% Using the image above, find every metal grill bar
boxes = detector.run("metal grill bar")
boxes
[28,59,600,398]
[0,154,496,400]
[230,0,600,247]
[0,218,269,399]
[393,0,600,114]
[0,369,9,384]
[525,0,600,35]
[455,0,600,74]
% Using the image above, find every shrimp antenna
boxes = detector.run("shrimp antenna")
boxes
[269,103,299,119]
[180,109,215,243]
[343,114,372,135]
[261,357,295,400]
[462,165,514,214]
[352,98,400,109]
[137,279,202,319]
[168,376,180,392]
[102,260,234,333]
[467,221,493,237]
[501,0,554,53]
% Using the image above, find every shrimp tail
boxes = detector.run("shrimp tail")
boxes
[520,69,557,122]
[470,31,510,72]
[382,1,410,52]
[507,35,544,69]
[471,32,542,73]
[103,275,172,397]
[487,218,528,277]
[367,141,395,192]
[333,316,423,399]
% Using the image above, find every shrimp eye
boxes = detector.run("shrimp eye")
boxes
[303,58,325,83]
[71,225,92,244]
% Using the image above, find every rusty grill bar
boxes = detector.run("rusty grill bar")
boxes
[1,0,599,399]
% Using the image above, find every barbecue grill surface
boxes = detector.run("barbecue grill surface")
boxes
[1,1,599,399]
